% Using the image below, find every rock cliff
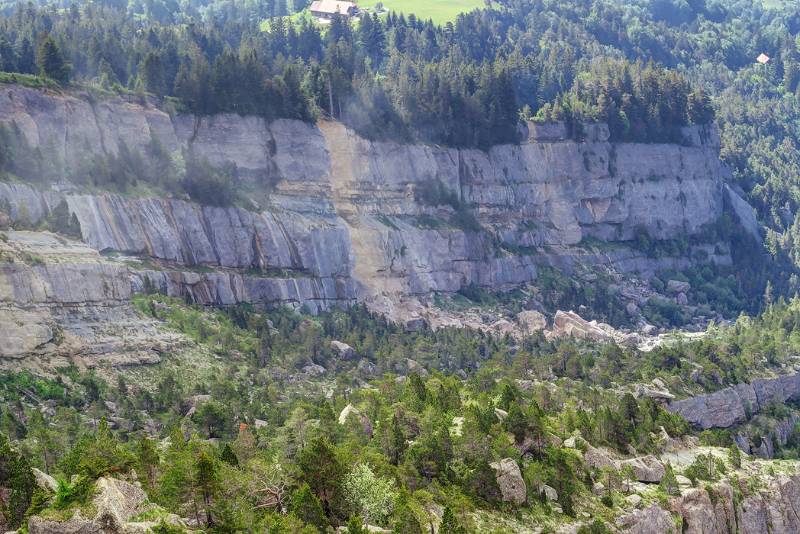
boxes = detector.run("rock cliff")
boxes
[0,84,755,367]
[0,85,742,311]
[617,472,800,534]
[667,372,800,430]
[0,230,182,370]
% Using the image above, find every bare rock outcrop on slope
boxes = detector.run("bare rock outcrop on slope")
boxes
[583,446,667,483]
[0,231,181,370]
[617,504,677,534]
[667,373,800,429]
[490,458,527,506]
[27,477,187,534]
[615,466,800,534]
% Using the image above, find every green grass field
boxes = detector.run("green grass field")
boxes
[357,0,486,24]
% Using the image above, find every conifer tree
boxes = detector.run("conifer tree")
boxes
[37,36,69,84]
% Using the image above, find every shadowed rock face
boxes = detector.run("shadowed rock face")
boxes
[617,474,800,534]
[667,373,800,430]
[0,85,737,318]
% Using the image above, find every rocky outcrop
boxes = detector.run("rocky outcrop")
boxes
[549,310,615,342]
[584,446,666,483]
[331,340,356,359]
[547,310,642,346]
[617,504,677,534]
[490,458,526,506]
[677,475,800,534]
[0,85,758,368]
[619,455,666,483]
[617,473,800,534]
[32,468,58,493]
[0,231,182,370]
[724,184,762,244]
[27,477,186,534]
[0,85,744,315]
[516,310,547,335]
[338,404,372,436]
[667,373,800,429]
[736,413,800,459]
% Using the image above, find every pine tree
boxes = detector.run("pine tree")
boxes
[504,401,528,444]
[345,515,368,534]
[0,433,36,529]
[17,38,36,74]
[290,483,328,531]
[659,463,679,496]
[298,436,344,517]
[37,36,69,84]
[220,443,239,466]
[764,280,774,309]
[728,444,742,469]
[389,412,406,465]
[139,52,166,97]
[439,506,465,534]
[0,36,17,71]
[194,450,219,527]
[136,437,160,487]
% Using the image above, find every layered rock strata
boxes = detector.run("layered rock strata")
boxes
[0,85,743,314]
[667,373,800,429]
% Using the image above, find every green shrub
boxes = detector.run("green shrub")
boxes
[54,475,94,510]
[181,156,238,207]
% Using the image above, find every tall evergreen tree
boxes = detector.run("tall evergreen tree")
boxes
[37,36,69,84]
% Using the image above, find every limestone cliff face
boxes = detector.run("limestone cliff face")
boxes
[619,473,800,534]
[0,231,180,370]
[0,85,739,317]
[667,373,800,430]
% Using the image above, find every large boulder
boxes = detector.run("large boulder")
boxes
[585,447,665,483]
[666,280,690,295]
[584,446,618,470]
[29,511,101,534]
[490,458,526,506]
[634,383,675,402]
[28,477,186,534]
[619,455,666,483]
[541,484,558,502]
[516,310,547,335]
[28,478,146,534]
[32,468,59,493]
[330,340,356,360]
[617,504,677,534]
[549,310,615,343]
[93,477,148,531]
[338,404,373,437]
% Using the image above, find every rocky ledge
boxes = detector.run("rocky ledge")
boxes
[667,372,800,429]
[0,231,183,371]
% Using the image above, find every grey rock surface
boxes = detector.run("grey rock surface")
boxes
[0,86,745,316]
[617,504,677,534]
[668,373,800,429]
[0,85,761,367]
[490,458,526,506]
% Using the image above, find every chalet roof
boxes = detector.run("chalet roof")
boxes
[310,0,357,15]
[756,53,770,64]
